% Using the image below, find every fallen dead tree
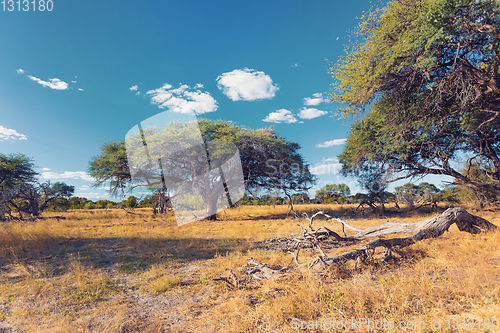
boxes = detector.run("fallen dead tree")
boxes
[216,207,498,286]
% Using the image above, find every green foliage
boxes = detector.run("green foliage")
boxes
[47,182,75,199]
[332,0,499,115]
[38,182,75,212]
[69,197,94,210]
[315,183,351,203]
[315,183,351,202]
[88,141,130,195]
[395,182,440,206]
[0,153,38,190]
[137,196,154,208]
[199,119,316,194]
[350,193,370,204]
[434,186,460,204]
[455,161,500,207]
[290,193,309,204]
[89,119,316,200]
[357,165,388,203]
[45,198,70,212]
[237,194,285,206]
[84,201,96,210]
[122,195,137,208]
[237,194,256,206]
[1,155,75,217]
[333,0,500,197]
[94,200,116,209]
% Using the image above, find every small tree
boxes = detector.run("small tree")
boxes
[69,197,91,209]
[354,166,389,212]
[455,161,500,208]
[1,154,74,219]
[95,200,116,209]
[290,193,309,205]
[84,201,96,210]
[395,182,440,207]
[10,182,75,218]
[125,195,137,208]
[315,183,351,203]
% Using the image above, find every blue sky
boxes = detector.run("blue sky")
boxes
[0,0,452,201]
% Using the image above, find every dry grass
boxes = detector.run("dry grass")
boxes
[0,204,499,332]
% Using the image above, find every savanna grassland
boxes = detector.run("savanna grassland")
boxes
[0,204,499,332]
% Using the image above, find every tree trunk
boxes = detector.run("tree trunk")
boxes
[152,190,170,215]
[350,207,496,240]
[205,198,218,221]
[314,207,497,269]
[238,207,499,281]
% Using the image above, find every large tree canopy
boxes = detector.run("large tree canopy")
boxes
[333,0,500,196]
[89,119,315,208]
[0,153,38,190]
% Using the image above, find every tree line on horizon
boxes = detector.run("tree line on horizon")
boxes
[0,149,497,220]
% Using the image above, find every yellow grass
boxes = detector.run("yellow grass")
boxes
[0,204,499,332]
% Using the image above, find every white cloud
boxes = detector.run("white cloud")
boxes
[323,158,339,162]
[17,69,24,74]
[42,167,51,171]
[263,109,297,123]
[78,185,89,191]
[310,163,343,175]
[78,88,84,91]
[316,138,347,148]
[298,108,328,119]
[262,107,327,123]
[71,80,77,84]
[216,68,279,101]
[292,63,299,68]
[129,85,138,91]
[41,171,93,182]
[28,75,69,90]
[304,92,329,106]
[146,83,217,115]
[0,125,27,141]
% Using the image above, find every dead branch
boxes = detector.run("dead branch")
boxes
[242,207,498,281]
[213,277,234,289]
[240,257,291,281]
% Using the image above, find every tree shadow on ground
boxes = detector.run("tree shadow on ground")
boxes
[0,235,250,278]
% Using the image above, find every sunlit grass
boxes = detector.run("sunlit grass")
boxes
[0,204,498,332]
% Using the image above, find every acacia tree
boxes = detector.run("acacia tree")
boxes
[0,153,74,219]
[0,153,38,190]
[355,166,390,212]
[0,153,37,219]
[9,182,75,218]
[333,0,500,196]
[89,119,315,219]
[395,182,440,207]
[87,141,131,196]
